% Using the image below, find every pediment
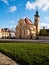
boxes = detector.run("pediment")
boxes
[18,18,26,26]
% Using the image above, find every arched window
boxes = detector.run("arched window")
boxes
[19,29,22,39]
[35,19,37,22]
[24,30,25,35]
[20,28,21,34]
[20,23,21,26]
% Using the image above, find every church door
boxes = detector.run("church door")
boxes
[30,35,32,39]
[20,35,21,39]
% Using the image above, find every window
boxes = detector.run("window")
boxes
[20,23,22,26]
[35,19,37,22]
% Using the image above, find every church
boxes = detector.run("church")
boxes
[15,10,40,39]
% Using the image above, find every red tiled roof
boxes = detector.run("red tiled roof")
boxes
[1,29,5,32]
[1,29,10,32]
[25,18,33,25]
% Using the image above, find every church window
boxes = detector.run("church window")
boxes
[20,29,21,34]
[24,30,25,35]
[20,23,21,26]
[35,19,37,22]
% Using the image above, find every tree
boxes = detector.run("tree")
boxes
[39,29,47,36]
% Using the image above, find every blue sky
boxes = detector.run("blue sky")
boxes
[0,0,49,29]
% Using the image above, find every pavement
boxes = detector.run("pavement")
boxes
[0,52,19,65]
[0,39,49,43]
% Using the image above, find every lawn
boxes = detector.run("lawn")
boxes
[0,43,49,65]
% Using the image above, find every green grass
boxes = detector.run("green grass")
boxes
[0,43,49,65]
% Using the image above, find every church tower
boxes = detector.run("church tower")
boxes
[34,10,40,34]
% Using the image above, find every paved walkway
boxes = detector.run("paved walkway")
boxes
[0,52,19,65]
[0,39,49,43]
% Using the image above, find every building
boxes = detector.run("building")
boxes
[15,10,40,39]
[0,28,2,38]
[0,28,10,38]
[9,31,15,38]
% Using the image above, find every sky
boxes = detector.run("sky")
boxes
[0,0,49,29]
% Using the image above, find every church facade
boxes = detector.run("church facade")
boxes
[15,11,40,39]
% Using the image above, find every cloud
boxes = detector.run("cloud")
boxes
[40,17,49,29]
[9,6,17,12]
[45,17,49,20]
[9,25,15,28]
[9,25,16,31]
[8,20,15,24]
[26,0,49,11]
[40,23,49,29]
[1,0,9,5]
[8,20,16,31]
[22,16,26,19]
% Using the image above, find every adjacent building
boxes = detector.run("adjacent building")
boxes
[9,31,15,38]
[15,10,40,39]
[0,28,10,38]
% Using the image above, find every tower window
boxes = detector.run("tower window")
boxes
[20,23,21,26]
[35,19,37,22]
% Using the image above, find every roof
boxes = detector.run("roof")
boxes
[25,18,33,25]
[1,28,10,32]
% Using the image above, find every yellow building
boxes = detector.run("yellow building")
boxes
[16,10,40,39]
[0,28,10,38]
[0,28,2,38]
